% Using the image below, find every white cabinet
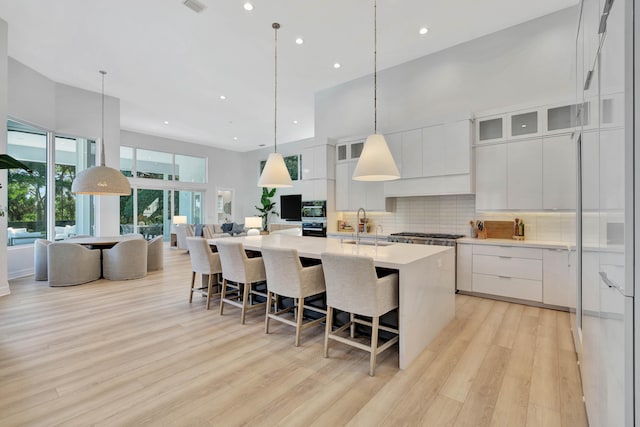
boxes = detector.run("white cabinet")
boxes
[335,160,385,211]
[456,244,472,292]
[476,114,506,143]
[423,120,472,177]
[385,132,403,175]
[507,139,542,210]
[543,134,576,210]
[302,145,327,180]
[508,109,540,139]
[599,128,625,210]
[401,129,422,179]
[542,248,576,307]
[475,144,507,210]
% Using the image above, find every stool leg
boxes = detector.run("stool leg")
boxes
[265,291,272,334]
[350,313,356,338]
[241,282,250,324]
[295,296,304,347]
[369,316,380,376]
[219,278,228,315]
[189,271,196,303]
[324,306,333,358]
[206,273,214,310]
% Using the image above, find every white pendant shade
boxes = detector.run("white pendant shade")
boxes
[258,152,293,188]
[71,165,132,196]
[352,134,400,181]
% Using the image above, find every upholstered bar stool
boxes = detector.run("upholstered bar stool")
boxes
[320,252,399,376]
[216,239,267,324]
[186,237,222,310]
[261,246,326,346]
[34,239,51,281]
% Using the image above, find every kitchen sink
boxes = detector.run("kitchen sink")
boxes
[341,240,394,247]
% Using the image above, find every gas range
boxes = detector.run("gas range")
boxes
[388,232,465,246]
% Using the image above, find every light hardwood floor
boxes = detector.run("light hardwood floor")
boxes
[0,245,588,426]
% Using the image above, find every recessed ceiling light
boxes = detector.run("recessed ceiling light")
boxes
[295,37,304,45]
[164,121,169,125]
[220,95,226,100]
[293,120,298,124]
[333,62,341,69]
[419,27,429,35]
[243,2,253,11]
[521,124,527,128]
[233,136,238,141]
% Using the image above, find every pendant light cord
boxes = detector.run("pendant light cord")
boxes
[373,0,377,134]
[273,23,280,153]
[99,70,107,167]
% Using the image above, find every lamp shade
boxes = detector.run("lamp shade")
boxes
[352,134,400,181]
[244,216,262,229]
[173,215,188,225]
[71,166,132,195]
[258,152,293,188]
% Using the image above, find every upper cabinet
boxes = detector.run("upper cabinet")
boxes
[302,145,327,180]
[476,114,506,144]
[508,110,540,139]
[384,118,474,198]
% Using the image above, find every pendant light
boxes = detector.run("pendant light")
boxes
[71,71,132,196]
[352,0,400,181]
[258,22,293,188]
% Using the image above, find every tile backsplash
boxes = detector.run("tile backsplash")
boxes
[337,195,576,243]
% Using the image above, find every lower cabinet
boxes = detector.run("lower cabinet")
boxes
[458,243,575,307]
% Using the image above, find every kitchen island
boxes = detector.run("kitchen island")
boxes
[209,234,455,369]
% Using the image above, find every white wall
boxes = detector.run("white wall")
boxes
[0,19,9,295]
[120,130,247,223]
[315,7,577,144]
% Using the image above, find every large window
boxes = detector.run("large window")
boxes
[120,146,206,183]
[6,120,96,245]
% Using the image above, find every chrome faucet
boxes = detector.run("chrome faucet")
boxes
[356,207,367,244]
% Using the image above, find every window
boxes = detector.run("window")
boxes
[175,154,206,183]
[120,146,134,177]
[136,149,173,180]
[7,122,47,245]
[6,120,96,245]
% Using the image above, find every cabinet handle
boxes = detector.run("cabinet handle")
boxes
[498,256,512,259]
[598,271,618,289]
[498,275,511,279]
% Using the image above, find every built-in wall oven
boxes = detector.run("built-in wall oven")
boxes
[301,200,326,237]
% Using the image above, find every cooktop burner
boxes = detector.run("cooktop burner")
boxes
[390,232,465,239]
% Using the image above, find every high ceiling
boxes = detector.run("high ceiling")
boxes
[0,0,577,151]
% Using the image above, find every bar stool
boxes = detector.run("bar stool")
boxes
[320,252,399,376]
[216,239,267,324]
[261,246,326,346]
[187,237,222,310]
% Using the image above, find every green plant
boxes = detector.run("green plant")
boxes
[0,154,33,217]
[255,187,278,231]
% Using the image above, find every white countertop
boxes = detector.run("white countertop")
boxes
[209,234,451,269]
[457,237,573,250]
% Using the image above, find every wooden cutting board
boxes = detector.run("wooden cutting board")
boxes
[484,221,515,239]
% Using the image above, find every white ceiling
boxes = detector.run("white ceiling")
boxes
[0,0,578,152]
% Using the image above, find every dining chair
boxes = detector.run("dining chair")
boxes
[34,238,51,281]
[47,242,101,286]
[103,239,148,280]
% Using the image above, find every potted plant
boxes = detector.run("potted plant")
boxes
[255,187,278,232]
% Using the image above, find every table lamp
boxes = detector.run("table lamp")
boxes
[245,216,262,236]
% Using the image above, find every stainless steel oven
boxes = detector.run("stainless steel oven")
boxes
[301,201,326,237]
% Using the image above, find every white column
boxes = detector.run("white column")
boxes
[0,18,10,296]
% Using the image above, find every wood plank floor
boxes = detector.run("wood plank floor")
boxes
[0,245,588,426]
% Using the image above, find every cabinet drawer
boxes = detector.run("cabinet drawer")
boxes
[472,244,542,260]
[472,273,542,302]
[473,254,542,280]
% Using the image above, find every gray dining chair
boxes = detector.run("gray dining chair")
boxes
[261,246,326,346]
[47,242,101,287]
[320,252,399,376]
[103,239,148,280]
[34,238,52,281]
[147,235,164,271]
